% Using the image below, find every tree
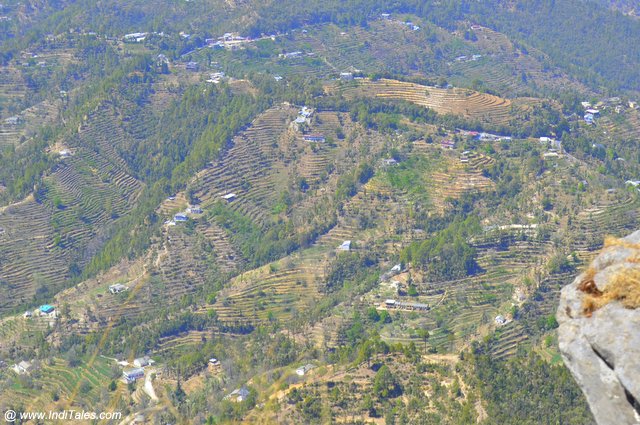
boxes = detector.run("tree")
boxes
[373,365,401,399]
[362,394,376,417]
[417,328,430,353]
[367,307,381,322]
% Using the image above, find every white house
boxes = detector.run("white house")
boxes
[4,116,20,125]
[123,368,145,383]
[12,360,33,375]
[222,193,237,202]
[109,283,128,294]
[225,387,250,402]
[340,72,354,81]
[296,364,315,376]
[495,315,507,326]
[123,32,147,43]
[390,264,403,273]
[338,240,351,251]
[133,356,153,368]
[208,358,222,372]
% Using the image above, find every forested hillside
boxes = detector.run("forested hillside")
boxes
[0,0,638,423]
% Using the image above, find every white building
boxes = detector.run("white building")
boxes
[338,240,351,251]
[495,315,507,326]
[109,283,128,294]
[133,356,153,368]
[12,360,33,375]
[296,364,315,376]
[123,368,145,383]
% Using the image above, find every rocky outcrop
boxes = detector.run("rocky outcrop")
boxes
[557,230,640,425]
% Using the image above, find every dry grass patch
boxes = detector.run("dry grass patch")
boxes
[581,237,640,315]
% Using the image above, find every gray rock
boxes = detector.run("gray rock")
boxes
[558,231,640,425]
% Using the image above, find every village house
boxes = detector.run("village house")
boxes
[174,213,188,222]
[12,360,34,375]
[123,32,147,43]
[187,205,203,214]
[123,368,145,383]
[303,134,325,143]
[225,387,250,402]
[208,358,222,373]
[384,299,430,311]
[186,62,199,71]
[296,364,315,376]
[299,106,313,118]
[4,116,20,125]
[585,108,600,116]
[441,139,455,149]
[340,72,354,81]
[280,51,303,59]
[133,356,153,368]
[495,315,507,326]
[207,72,225,84]
[222,193,236,202]
[39,304,55,316]
[109,283,128,294]
[338,240,351,251]
[382,158,398,166]
[584,113,595,124]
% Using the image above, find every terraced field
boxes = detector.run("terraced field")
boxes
[340,78,534,127]
[192,105,297,228]
[450,26,585,97]
[0,101,146,314]
[153,225,209,299]
[0,357,119,415]
[0,67,26,109]
[571,191,639,254]
[211,248,330,326]
[0,196,69,311]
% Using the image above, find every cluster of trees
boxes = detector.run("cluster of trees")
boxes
[469,345,594,425]
[401,216,481,280]
[324,252,377,293]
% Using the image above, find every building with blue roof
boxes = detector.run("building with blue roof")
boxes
[39,305,55,314]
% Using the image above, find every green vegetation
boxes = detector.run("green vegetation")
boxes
[402,216,481,280]
[4,0,640,423]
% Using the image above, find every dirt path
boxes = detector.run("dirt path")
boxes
[143,369,159,401]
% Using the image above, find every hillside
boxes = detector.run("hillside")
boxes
[2,1,640,424]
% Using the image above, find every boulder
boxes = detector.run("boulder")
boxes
[557,230,640,425]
